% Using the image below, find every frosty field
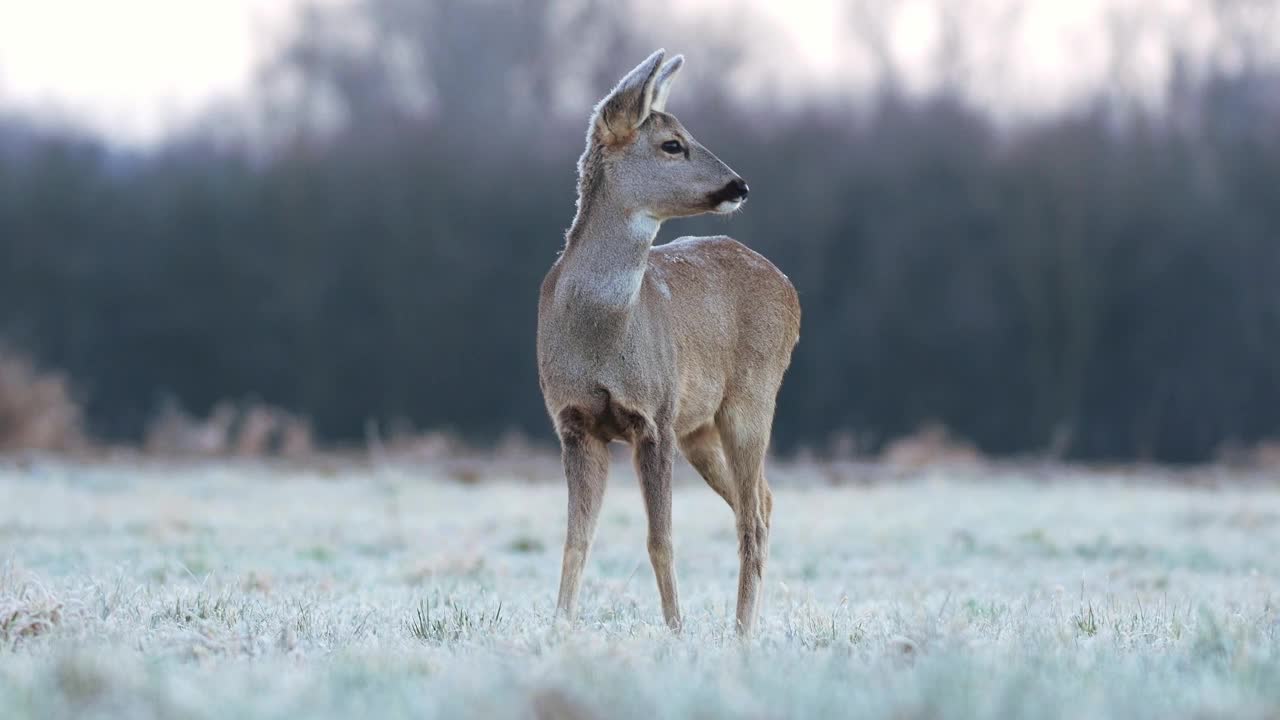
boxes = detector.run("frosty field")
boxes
[1,457,1278,719]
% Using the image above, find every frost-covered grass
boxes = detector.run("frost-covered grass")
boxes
[1,457,1278,719]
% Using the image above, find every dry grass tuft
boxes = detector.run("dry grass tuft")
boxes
[367,418,462,463]
[1216,438,1280,472]
[530,687,598,720]
[0,571,64,647]
[1257,441,1280,470]
[0,350,85,453]
[880,423,983,470]
[144,399,313,458]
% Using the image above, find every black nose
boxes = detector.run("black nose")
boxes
[710,178,750,206]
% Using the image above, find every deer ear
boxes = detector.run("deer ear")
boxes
[593,49,666,145]
[649,55,683,113]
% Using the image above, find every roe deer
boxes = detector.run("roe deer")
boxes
[536,50,800,636]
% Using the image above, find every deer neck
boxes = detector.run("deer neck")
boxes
[558,189,660,312]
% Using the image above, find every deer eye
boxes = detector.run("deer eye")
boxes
[661,140,684,155]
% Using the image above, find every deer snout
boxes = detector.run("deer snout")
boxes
[709,178,749,211]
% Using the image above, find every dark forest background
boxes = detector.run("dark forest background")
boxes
[1,0,1278,462]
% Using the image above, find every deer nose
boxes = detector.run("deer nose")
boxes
[709,178,750,208]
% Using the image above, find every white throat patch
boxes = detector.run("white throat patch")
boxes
[556,212,661,310]
[628,212,661,238]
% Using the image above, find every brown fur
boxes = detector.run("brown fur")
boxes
[536,50,800,636]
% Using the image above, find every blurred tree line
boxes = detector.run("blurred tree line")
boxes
[0,0,1277,462]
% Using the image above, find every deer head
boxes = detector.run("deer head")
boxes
[584,49,749,223]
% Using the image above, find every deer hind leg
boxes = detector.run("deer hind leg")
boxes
[716,400,774,637]
[762,481,773,532]
[555,408,610,623]
[678,423,736,512]
[630,412,682,631]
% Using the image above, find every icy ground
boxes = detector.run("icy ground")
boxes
[1,459,1277,718]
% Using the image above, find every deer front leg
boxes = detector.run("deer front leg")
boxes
[634,423,681,631]
[555,411,609,622]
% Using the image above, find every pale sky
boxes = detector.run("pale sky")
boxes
[0,0,298,141]
[0,0,1223,144]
